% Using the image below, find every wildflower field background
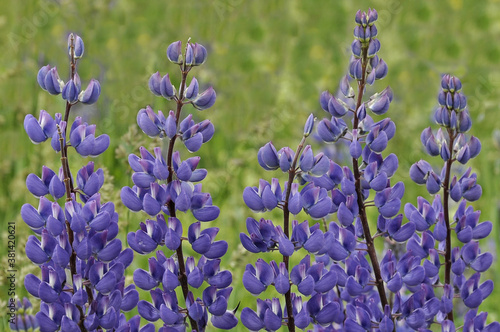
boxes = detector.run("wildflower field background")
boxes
[1,0,500,330]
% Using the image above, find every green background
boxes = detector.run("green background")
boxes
[1,0,499,330]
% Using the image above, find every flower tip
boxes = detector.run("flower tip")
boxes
[167,40,183,64]
[303,114,315,136]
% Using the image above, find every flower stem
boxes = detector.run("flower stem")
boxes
[443,129,456,322]
[165,64,199,331]
[352,46,390,313]
[59,37,90,331]
[282,134,307,332]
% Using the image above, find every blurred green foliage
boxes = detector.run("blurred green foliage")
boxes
[1,0,499,330]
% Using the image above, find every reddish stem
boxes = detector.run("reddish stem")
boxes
[165,62,199,331]
[351,45,390,312]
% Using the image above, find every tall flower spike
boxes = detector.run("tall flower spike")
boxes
[409,74,493,324]
[24,33,138,331]
[122,40,233,331]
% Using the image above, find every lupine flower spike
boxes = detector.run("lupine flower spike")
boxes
[408,75,497,328]
[23,34,139,331]
[122,40,236,331]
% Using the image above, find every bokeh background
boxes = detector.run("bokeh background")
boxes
[1,0,499,330]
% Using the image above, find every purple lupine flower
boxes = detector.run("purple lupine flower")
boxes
[62,78,81,103]
[240,217,278,253]
[122,39,235,331]
[243,259,274,295]
[307,292,342,325]
[166,41,183,64]
[26,166,65,199]
[69,117,110,157]
[9,298,39,332]
[42,67,64,95]
[25,34,139,332]
[69,33,84,58]
[24,110,57,144]
[291,220,324,253]
[374,181,404,218]
[185,42,208,66]
[192,87,217,110]
[79,79,101,104]
[300,184,332,219]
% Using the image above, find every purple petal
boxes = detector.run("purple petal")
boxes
[138,300,160,322]
[36,312,59,332]
[24,274,41,297]
[134,270,158,290]
[97,239,122,262]
[192,205,220,222]
[211,311,238,330]
[243,271,267,295]
[205,241,228,259]
[241,308,264,330]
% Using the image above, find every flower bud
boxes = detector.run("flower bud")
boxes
[37,65,51,91]
[160,73,176,99]
[355,10,363,25]
[349,58,363,80]
[148,72,162,96]
[303,114,315,137]
[328,96,347,118]
[79,79,101,104]
[192,43,208,66]
[62,79,80,103]
[458,109,472,133]
[351,40,362,57]
[44,67,63,95]
[319,90,333,112]
[74,34,84,58]
[441,74,451,91]
[367,93,390,115]
[367,39,380,57]
[340,75,354,98]
[186,43,208,66]
[193,87,216,110]
[368,9,378,24]
[375,59,388,80]
[353,25,365,40]
[166,41,183,64]
[184,77,199,100]
[356,103,366,121]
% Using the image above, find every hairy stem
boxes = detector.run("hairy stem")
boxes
[352,46,390,311]
[443,129,456,322]
[58,38,89,331]
[165,64,199,331]
[282,134,307,331]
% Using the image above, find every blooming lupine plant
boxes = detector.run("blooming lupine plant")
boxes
[9,298,38,331]
[23,34,139,331]
[121,40,237,331]
[407,74,497,330]
[20,9,499,332]
[241,9,499,331]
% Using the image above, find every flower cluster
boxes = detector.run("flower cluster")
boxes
[22,34,139,332]
[21,9,499,332]
[405,74,497,329]
[8,298,38,331]
[121,40,237,331]
[240,9,498,332]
